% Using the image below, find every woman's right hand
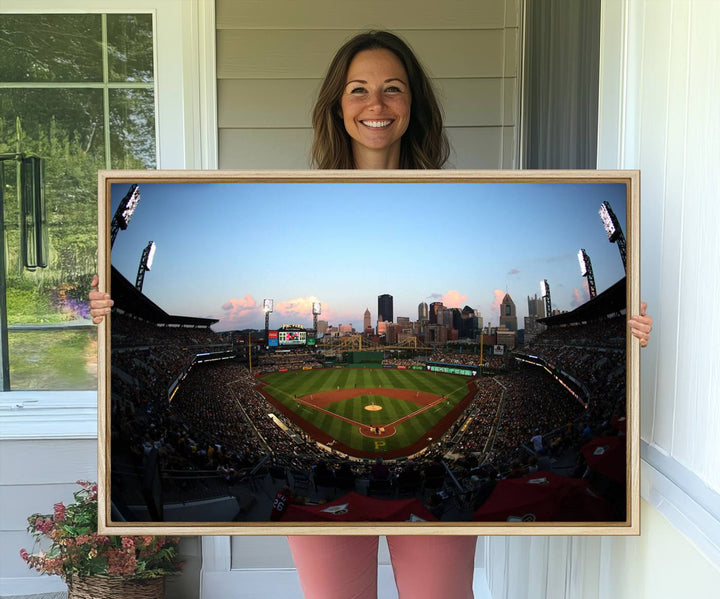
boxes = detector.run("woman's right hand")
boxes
[89,274,113,324]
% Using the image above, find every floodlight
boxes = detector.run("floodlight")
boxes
[599,201,627,271]
[145,241,156,270]
[577,248,597,298]
[135,241,156,292]
[119,184,141,229]
[540,279,552,317]
[599,201,620,242]
[578,249,588,276]
[263,299,274,313]
[312,302,322,315]
[110,184,140,247]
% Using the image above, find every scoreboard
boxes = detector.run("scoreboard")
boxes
[268,328,314,347]
[279,330,306,346]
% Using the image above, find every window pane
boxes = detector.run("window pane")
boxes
[107,14,154,83]
[0,89,107,161]
[110,89,157,168]
[1,89,103,390]
[1,13,157,390]
[8,328,97,390]
[0,14,103,82]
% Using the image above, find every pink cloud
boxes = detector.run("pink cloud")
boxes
[571,288,582,307]
[507,268,520,275]
[222,294,257,316]
[571,280,591,308]
[441,289,468,308]
[274,296,321,321]
[219,294,260,328]
[492,289,505,314]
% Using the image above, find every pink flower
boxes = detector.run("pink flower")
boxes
[121,537,135,549]
[34,518,53,534]
[53,502,66,522]
[19,548,29,562]
[43,557,64,576]
[107,548,137,576]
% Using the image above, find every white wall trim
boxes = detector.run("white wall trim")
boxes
[0,391,97,440]
[597,0,626,168]
[0,576,66,596]
[201,536,232,573]
[196,0,219,169]
[641,445,720,569]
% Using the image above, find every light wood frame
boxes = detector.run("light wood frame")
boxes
[97,169,640,536]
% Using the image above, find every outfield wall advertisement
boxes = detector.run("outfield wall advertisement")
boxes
[426,362,478,376]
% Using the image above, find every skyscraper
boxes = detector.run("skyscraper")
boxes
[499,293,517,331]
[429,301,443,324]
[527,294,545,318]
[418,301,429,322]
[525,295,546,343]
[364,308,371,332]
[378,294,393,324]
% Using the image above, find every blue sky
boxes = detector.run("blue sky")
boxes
[110,181,628,332]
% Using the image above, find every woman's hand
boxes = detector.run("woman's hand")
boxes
[627,301,652,348]
[89,274,113,324]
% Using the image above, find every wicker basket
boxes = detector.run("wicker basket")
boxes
[67,575,165,599]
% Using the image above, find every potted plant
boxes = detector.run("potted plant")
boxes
[20,480,182,599]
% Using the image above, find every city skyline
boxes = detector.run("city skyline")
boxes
[109,180,629,332]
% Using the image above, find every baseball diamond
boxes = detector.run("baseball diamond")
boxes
[258,367,475,459]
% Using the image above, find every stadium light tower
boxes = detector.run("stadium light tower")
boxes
[577,248,597,299]
[263,299,274,344]
[540,279,552,317]
[599,200,626,272]
[110,184,140,247]
[135,241,156,292]
[312,301,322,332]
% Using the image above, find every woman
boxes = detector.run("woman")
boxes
[90,30,653,598]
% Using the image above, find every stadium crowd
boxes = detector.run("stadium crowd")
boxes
[109,310,627,520]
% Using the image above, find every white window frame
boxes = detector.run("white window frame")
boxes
[0,0,217,440]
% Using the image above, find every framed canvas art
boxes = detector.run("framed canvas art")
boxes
[97,170,640,535]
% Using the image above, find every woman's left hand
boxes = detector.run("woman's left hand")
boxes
[628,301,652,348]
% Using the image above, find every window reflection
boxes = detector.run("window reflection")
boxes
[0,13,156,390]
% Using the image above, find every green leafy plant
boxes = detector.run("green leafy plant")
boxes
[20,481,182,583]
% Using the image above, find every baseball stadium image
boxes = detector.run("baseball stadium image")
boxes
[103,174,636,529]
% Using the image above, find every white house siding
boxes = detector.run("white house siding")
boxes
[216,0,521,169]
[0,401,97,597]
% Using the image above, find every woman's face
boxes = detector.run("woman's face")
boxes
[339,49,411,167]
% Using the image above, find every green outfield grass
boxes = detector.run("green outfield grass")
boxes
[260,367,470,455]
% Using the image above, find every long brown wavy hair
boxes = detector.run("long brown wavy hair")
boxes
[311,31,449,169]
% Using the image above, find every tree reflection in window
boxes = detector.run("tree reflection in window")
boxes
[0,13,156,390]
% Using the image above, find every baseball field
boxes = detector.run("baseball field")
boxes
[258,367,475,459]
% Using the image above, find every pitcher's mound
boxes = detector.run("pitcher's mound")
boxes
[364,405,383,411]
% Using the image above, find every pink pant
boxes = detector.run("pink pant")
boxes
[287,535,477,599]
